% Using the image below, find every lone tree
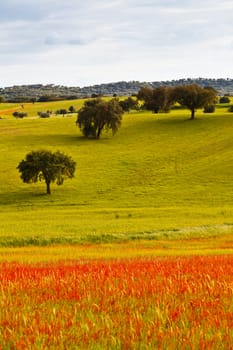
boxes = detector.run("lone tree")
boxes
[76,98,123,139]
[17,150,76,194]
[137,86,175,113]
[69,105,76,113]
[172,84,217,119]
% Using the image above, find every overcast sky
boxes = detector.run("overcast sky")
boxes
[0,0,232,87]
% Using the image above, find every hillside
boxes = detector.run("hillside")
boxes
[0,100,233,246]
[1,78,233,102]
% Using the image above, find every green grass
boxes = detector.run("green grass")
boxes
[1,100,233,246]
[0,99,84,118]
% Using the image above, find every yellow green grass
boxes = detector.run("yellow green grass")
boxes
[0,99,84,118]
[1,234,233,262]
[1,99,233,248]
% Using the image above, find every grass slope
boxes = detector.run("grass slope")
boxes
[0,100,233,246]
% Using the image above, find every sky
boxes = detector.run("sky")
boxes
[0,0,233,87]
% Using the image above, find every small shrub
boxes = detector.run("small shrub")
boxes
[203,105,215,113]
[219,96,230,103]
[55,109,67,116]
[38,111,51,118]
[228,105,233,112]
[69,106,76,113]
[12,111,27,118]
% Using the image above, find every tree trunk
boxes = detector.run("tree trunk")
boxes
[96,128,101,139]
[190,109,195,120]
[96,126,103,139]
[46,181,51,194]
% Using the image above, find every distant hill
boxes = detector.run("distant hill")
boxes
[1,78,233,102]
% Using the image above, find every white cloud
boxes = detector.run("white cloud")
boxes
[0,0,232,87]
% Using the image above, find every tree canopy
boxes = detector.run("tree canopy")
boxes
[172,84,217,119]
[76,98,124,139]
[137,86,175,113]
[17,150,76,194]
[119,97,138,112]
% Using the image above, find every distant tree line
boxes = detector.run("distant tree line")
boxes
[1,78,233,102]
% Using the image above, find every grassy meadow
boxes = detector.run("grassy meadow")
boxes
[0,99,233,250]
[1,99,233,349]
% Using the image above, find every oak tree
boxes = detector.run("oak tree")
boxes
[17,150,76,194]
[137,86,175,113]
[172,84,217,119]
[76,98,123,139]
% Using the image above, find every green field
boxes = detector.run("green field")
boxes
[1,100,233,247]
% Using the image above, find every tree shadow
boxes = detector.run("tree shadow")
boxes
[0,189,52,207]
[17,133,79,144]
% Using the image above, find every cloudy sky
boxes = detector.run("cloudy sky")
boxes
[0,0,232,87]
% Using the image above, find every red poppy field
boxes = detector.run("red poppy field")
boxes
[0,255,233,349]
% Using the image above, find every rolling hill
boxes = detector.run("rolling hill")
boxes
[1,78,233,101]
[0,99,233,246]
